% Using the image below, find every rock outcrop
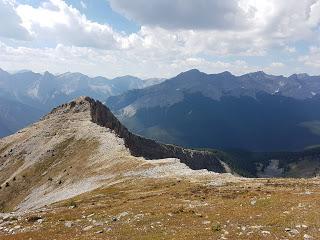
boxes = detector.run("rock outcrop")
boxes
[0,96,230,212]
[50,96,227,173]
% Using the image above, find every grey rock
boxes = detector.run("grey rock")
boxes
[64,221,73,228]
[83,225,93,231]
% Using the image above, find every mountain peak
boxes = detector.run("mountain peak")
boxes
[184,69,201,74]
[47,96,95,115]
[251,70,267,76]
[44,96,226,172]
[62,96,101,105]
[42,71,55,79]
[241,71,270,79]
[0,68,9,75]
[113,75,139,80]
[218,71,234,77]
[45,96,133,145]
[176,69,204,78]
[58,72,88,79]
[289,73,310,79]
[75,95,93,102]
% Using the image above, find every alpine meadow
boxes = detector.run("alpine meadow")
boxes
[1,1,320,239]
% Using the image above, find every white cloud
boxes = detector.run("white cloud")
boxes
[0,0,30,40]
[299,46,320,68]
[80,1,87,9]
[109,0,320,41]
[307,0,320,28]
[15,0,121,49]
[7,0,271,56]
[270,62,284,68]
[0,41,260,78]
[109,0,320,57]
[284,46,296,53]
[109,0,262,30]
[1,0,320,78]
[121,26,268,59]
[262,62,290,76]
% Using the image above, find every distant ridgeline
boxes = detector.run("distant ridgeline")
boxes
[107,69,320,152]
[0,68,164,137]
[204,147,320,178]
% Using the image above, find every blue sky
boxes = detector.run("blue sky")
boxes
[17,0,140,33]
[0,0,320,78]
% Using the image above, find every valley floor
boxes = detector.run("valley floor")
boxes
[1,175,320,240]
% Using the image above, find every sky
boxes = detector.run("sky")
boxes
[0,0,320,78]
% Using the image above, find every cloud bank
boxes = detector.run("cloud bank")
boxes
[0,0,320,78]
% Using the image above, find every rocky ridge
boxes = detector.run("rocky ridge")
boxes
[0,96,231,212]
[48,96,228,173]
[1,97,320,240]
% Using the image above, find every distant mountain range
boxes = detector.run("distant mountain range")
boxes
[0,97,45,137]
[3,68,320,152]
[107,69,320,152]
[0,68,164,137]
[1,96,320,240]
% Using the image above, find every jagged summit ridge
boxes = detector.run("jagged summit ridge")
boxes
[45,96,97,117]
[0,96,233,212]
[44,96,228,173]
[44,96,128,140]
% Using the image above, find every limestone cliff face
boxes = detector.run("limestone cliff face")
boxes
[61,96,227,173]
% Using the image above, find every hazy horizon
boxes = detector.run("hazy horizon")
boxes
[1,67,319,80]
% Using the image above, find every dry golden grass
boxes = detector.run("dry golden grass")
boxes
[0,137,99,212]
[1,177,320,239]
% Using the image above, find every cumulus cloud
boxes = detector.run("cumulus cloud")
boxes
[110,0,320,41]
[270,62,284,68]
[0,0,30,40]
[299,46,320,68]
[123,26,268,58]
[1,0,320,77]
[109,0,320,58]
[263,0,320,42]
[80,1,87,9]
[109,0,261,30]
[284,46,296,53]
[0,41,260,78]
[16,0,121,49]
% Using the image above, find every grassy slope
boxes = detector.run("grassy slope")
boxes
[1,177,320,239]
[0,137,99,212]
